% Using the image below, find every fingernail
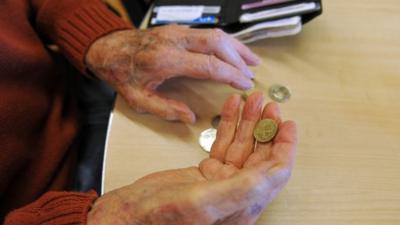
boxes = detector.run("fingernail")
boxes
[251,96,264,114]
[242,79,255,89]
[254,55,261,65]
[250,52,262,65]
[244,67,255,79]
[180,111,196,124]
[256,93,265,108]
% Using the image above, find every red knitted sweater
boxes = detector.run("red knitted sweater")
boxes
[0,0,131,224]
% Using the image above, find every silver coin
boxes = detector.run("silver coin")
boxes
[211,115,221,128]
[269,84,291,103]
[198,128,217,153]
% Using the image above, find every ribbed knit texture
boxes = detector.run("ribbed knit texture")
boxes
[38,0,132,73]
[4,191,98,225]
[55,3,132,73]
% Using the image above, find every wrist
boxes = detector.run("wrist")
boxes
[85,28,136,79]
[87,191,135,225]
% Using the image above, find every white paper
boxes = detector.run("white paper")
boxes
[232,16,302,43]
[236,23,302,44]
[233,16,301,37]
[240,2,317,23]
[154,6,221,14]
[156,6,204,22]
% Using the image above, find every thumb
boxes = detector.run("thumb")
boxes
[196,170,271,221]
[120,86,196,123]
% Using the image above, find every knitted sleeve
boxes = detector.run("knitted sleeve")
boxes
[4,191,98,225]
[31,0,133,73]
[3,1,130,224]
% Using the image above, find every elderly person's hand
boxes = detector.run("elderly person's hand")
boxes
[86,25,260,123]
[87,92,297,225]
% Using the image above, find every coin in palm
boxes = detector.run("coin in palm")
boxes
[254,119,278,143]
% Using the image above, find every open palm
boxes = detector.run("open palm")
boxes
[88,92,297,225]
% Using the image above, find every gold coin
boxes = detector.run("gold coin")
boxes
[254,119,278,143]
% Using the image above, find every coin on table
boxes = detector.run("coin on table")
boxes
[199,128,217,153]
[254,119,278,143]
[269,84,291,103]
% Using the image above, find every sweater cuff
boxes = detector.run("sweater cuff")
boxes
[56,3,132,73]
[4,191,98,225]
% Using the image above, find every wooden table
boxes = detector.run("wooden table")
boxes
[103,0,400,224]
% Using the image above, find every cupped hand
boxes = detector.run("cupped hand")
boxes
[85,25,260,123]
[87,92,297,225]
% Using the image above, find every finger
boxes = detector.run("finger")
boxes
[261,102,282,124]
[229,36,261,66]
[270,120,298,168]
[246,120,297,170]
[119,85,196,123]
[183,29,254,79]
[224,92,264,168]
[210,94,241,161]
[199,158,224,180]
[244,102,282,167]
[175,52,254,90]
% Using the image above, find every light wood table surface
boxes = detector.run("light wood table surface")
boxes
[103,0,400,224]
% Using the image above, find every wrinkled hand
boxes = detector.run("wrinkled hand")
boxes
[87,92,297,225]
[86,25,260,123]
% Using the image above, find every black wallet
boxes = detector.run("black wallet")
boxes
[148,0,322,31]
[148,0,322,43]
